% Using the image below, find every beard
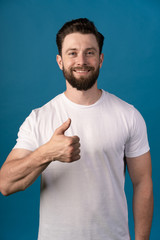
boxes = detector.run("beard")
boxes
[62,65,100,91]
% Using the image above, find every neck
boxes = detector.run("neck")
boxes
[64,81,102,105]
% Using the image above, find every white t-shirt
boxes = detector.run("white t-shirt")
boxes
[14,90,150,240]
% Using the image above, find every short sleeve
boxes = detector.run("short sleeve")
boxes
[13,110,38,151]
[125,108,150,158]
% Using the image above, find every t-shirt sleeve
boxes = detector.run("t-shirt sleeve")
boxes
[13,110,38,151]
[125,108,150,158]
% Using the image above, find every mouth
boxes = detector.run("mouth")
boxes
[72,67,93,75]
[74,69,90,73]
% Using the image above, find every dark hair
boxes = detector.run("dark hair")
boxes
[56,18,104,56]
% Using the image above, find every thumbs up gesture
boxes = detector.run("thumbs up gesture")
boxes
[45,119,80,163]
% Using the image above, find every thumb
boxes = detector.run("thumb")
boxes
[54,118,71,135]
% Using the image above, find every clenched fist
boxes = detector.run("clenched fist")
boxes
[44,119,80,163]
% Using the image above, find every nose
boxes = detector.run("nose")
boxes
[76,52,87,66]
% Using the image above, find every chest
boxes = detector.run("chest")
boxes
[36,105,130,158]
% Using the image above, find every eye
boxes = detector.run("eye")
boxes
[68,51,77,57]
[86,51,95,56]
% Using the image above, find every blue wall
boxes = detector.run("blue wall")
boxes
[0,0,159,239]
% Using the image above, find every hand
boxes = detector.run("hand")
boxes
[45,119,81,163]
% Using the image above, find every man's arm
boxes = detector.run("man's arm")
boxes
[126,151,153,240]
[0,119,80,196]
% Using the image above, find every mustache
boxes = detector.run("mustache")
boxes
[71,66,95,71]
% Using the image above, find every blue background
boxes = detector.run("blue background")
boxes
[0,0,159,239]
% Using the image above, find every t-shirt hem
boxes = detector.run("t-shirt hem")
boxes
[13,145,35,151]
[125,146,150,158]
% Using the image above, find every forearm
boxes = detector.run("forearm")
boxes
[133,177,153,240]
[4,163,49,195]
[0,120,80,196]
[0,146,51,196]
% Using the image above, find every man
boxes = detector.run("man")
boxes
[0,18,153,240]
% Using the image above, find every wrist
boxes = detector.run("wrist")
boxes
[36,143,54,164]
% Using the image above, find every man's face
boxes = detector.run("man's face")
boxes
[57,33,104,91]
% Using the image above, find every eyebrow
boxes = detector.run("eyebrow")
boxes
[65,47,98,54]
[85,47,97,51]
[65,48,77,54]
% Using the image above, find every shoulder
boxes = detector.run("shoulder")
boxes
[102,90,135,114]
[21,93,63,128]
[33,93,63,115]
[26,93,64,123]
[102,90,146,126]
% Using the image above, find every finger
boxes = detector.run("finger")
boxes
[72,148,81,157]
[71,154,81,162]
[72,142,80,150]
[71,136,80,144]
[55,118,71,135]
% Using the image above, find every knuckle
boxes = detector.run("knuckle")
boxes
[68,146,74,154]
[75,136,80,142]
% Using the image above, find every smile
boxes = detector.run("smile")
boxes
[74,70,90,73]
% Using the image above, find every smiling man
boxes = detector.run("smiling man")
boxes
[0,18,153,240]
[57,32,103,91]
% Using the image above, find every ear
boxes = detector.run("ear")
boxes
[99,53,104,68]
[56,55,63,70]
